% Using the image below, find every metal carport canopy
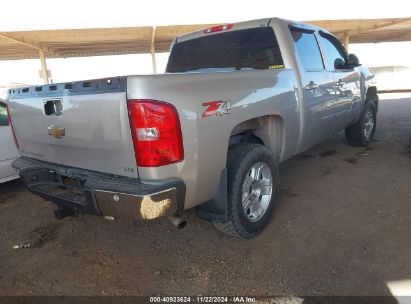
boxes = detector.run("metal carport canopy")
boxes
[0,17,410,83]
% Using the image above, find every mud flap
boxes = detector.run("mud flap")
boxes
[196,169,228,222]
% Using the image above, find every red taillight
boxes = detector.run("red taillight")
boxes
[204,24,233,34]
[127,99,184,167]
[6,103,19,149]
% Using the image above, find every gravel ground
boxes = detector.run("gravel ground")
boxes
[0,95,410,297]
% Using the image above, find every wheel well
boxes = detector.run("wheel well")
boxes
[229,131,264,146]
[228,115,284,162]
[200,116,284,224]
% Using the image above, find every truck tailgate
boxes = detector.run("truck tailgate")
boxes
[7,77,138,178]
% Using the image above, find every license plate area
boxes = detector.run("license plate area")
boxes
[62,175,85,188]
[25,169,87,205]
[34,184,86,205]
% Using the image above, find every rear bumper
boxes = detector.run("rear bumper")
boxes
[12,157,185,220]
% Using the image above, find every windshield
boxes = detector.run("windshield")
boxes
[166,27,284,73]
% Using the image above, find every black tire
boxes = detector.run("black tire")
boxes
[345,101,377,146]
[213,144,279,239]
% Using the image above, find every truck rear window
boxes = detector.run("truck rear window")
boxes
[166,27,284,73]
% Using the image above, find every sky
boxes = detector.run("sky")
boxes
[1,0,410,30]
[1,0,410,95]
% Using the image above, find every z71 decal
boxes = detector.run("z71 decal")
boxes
[202,100,231,117]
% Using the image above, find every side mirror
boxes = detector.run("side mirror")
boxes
[334,58,346,70]
[348,53,361,68]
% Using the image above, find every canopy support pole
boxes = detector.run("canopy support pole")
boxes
[39,49,49,84]
[151,26,157,74]
[343,33,350,52]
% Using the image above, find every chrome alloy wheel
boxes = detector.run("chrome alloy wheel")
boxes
[363,108,375,140]
[241,162,273,222]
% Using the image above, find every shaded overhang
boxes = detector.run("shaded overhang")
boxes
[1,18,410,60]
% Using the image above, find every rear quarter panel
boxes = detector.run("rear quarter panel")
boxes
[128,69,299,209]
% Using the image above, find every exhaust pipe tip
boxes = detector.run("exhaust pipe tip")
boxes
[176,219,188,230]
[168,215,188,229]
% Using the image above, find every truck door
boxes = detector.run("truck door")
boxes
[291,27,337,151]
[318,32,361,132]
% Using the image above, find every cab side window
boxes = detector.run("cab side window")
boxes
[319,33,348,70]
[291,28,324,72]
[0,102,9,127]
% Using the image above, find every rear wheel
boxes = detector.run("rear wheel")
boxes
[213,144,279,239]
[345,102,377,146]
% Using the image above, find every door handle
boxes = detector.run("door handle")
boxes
[305,81,319,90]
[335,79,346,87]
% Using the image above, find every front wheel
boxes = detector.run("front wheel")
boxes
[345,102,377,146]
[213,144,279,239]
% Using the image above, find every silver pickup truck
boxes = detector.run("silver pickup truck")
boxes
[7,17,377,238]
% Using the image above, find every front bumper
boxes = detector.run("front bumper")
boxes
[12,157,185,220]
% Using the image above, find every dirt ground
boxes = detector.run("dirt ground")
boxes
[0,95,410,297]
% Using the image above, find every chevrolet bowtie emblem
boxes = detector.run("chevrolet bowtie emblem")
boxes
[48,125,65,138]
